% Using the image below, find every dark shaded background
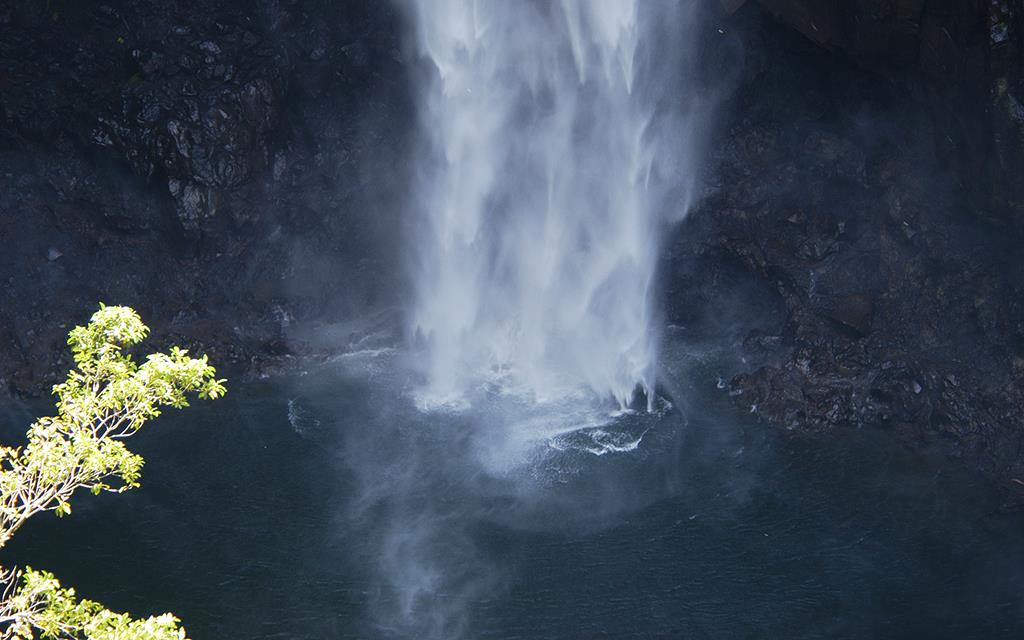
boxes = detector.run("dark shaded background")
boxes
[1,0,1023,504]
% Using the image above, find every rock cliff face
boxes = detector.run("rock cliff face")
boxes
[749,0,1024,227]
[0,2,1022,503]
[0,0,412,393]
[676,4,1024,505]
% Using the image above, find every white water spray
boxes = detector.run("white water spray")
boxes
[407,0,705,413]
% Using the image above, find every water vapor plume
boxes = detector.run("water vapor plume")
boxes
[405,0,710,413]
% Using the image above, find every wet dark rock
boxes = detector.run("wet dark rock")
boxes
[754,0,1024,229]
[824,293,874,337]
[666,6,1024,506]
[0,0,412,396]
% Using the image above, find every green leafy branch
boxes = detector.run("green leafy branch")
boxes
[0,305,226,639]
[0,568,185,640]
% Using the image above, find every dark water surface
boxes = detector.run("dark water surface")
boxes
[4,340,1024,639]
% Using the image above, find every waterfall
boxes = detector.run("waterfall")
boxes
[407,0,704,413]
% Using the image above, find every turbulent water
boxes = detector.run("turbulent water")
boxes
[7,342,1024,640]
[407,0,705,411]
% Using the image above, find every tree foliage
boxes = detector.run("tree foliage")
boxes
[0,305,225,639]
[1,568,185,640]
